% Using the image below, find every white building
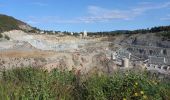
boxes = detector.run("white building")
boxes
[70,32,74,35]
[83,30,87,37]
[40,31,44,34]
[122,58,129,68]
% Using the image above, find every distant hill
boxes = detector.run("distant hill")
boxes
[0,14,170,39]
[88,25,170,40]
[0,14,39,33]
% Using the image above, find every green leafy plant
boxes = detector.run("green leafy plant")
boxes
[0,67,169,100]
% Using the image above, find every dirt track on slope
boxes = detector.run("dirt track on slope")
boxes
[0,50,56,58]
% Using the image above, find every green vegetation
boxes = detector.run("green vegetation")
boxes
[0,67,169,100]
[0,14,170,38]
[0,14,22,32]
[0,33,9,40]
[0,14,41,33]
[0,33,3,38]
[4,35,10,40]
[87,25,170,37]
[160,31,170,40]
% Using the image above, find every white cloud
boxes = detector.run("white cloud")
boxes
[82,2,170,23]
[132,2,170,14]
[26,2,170,24]
[86,6,131,20]
[31,2,48,6]
[160,14,170,21]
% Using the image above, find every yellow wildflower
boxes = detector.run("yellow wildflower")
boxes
[134,93,138,96]
[133,85,137,88]
[140,91,144,94]
[123,98,127,100]
[135,82,138,85]
[143,95,148,99]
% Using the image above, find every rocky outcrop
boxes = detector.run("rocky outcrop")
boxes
[121,33,170,48]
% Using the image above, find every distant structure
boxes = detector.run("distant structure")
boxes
[40,31,44,34]
[110,49,131,68]
[122,58,129,68]
[83,30,87,37]
[148,56,166,65]
[116,48,131,59]
[70,32,74,35]
[124,45,170,76]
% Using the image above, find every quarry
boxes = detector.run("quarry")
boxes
[1,0,170,98]
[0,30,169,80]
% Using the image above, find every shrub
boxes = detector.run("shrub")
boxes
[0,67,169,100]
[82,72,170,100]
[4,35,10,40]
[0,33,3,38]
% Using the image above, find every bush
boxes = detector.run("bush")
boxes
[0,67,169,100]
[0,33,3,38]
[4,35,10,40]
[82,72,170,100]
[156,31,170,40]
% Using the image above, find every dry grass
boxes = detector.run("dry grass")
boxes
[0,50,56,58]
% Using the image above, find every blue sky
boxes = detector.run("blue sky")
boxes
[0,0,170,32]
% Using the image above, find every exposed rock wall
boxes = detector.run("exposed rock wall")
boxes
[120,33,170,48]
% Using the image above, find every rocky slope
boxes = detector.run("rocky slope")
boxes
[0,14,170,75]
[119,33,170,48]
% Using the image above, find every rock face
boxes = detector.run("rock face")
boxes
[0,30,119,74]
[92,53,117,74]
[18,24,33,31]
[12,41,37,50]
[0,57,46,70]
[2,30,106,51]
[0,28,170,75]
[121,33,170,48]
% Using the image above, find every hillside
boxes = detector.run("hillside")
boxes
[0,14,169,100]
[0,14,35,33]
[0,14,170,48]
[119,33,170,48]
